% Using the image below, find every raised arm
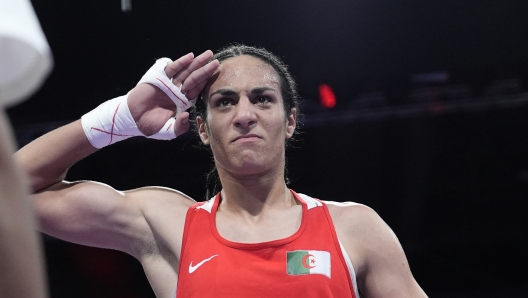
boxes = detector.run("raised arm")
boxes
[14,51,219,255]
[17,51,219,192]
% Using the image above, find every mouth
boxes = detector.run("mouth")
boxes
[232,134,261,143]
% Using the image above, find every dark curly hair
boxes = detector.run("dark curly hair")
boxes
[193,44,301,200]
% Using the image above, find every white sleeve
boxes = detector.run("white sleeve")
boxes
[0,0,53,107]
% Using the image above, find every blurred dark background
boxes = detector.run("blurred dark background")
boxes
[7,0,528,297]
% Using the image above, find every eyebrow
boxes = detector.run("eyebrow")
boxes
[209,87,277,98]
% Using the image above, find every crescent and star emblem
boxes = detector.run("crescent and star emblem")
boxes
[301,254,316,269]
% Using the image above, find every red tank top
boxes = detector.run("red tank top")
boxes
[175,190,359,298]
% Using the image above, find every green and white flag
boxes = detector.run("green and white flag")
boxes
[286,250,331,278]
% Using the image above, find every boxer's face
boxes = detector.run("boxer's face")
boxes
[197,55,296,176]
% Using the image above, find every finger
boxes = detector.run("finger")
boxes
[185,80,209,102]
[183,59,220,99]
[174,111,191,137]
[164,52,194,78]
[172,50,213,86]
[172,50,214,86]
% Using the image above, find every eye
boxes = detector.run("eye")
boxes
[255,96,271,104]
[218,98,232,107]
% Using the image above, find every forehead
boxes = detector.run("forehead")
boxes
[206,55,281,95]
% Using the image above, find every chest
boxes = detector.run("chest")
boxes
[175,203,356,298]
[179,247,353,297]
[215,206,302,243]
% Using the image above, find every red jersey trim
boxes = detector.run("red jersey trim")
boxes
[177,201,201,276]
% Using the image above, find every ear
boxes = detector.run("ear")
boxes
[285,108,297,139]
[196,116,210,145]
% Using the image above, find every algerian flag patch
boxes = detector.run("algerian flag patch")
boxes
[286,250,331,278]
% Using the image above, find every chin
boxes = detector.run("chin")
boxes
[228,159,274,177]
[218,149,284,177]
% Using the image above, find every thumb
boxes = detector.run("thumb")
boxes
[174,111,191,137]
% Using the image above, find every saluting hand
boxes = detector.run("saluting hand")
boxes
[128,50,219,137]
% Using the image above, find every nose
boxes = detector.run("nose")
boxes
[233,97,257,129]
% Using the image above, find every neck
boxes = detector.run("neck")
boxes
[217,165,296,216]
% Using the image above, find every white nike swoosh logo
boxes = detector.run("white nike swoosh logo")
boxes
[189,254,218,274]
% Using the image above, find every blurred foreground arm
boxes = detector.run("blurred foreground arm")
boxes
[0,110,48,298]
[0,0,53,296]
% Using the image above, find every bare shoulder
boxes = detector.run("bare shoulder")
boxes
[120,187,197,297]
[125,186,196,258]
[323,200,373,216]
[323,200,383,234]
[323,200,399,261]
[324,200,400,264]
[126,186,196,211]
[324,200,427,297]
[125,186,196,248]
[324,200,402,268]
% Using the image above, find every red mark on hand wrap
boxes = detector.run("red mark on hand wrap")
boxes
[156,78,186,105]
[90,102,135,145]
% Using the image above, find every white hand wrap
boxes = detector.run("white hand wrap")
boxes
[137,58,197,116]
[81,57,193,149]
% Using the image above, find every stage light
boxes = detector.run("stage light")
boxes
[319,84,336,109]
